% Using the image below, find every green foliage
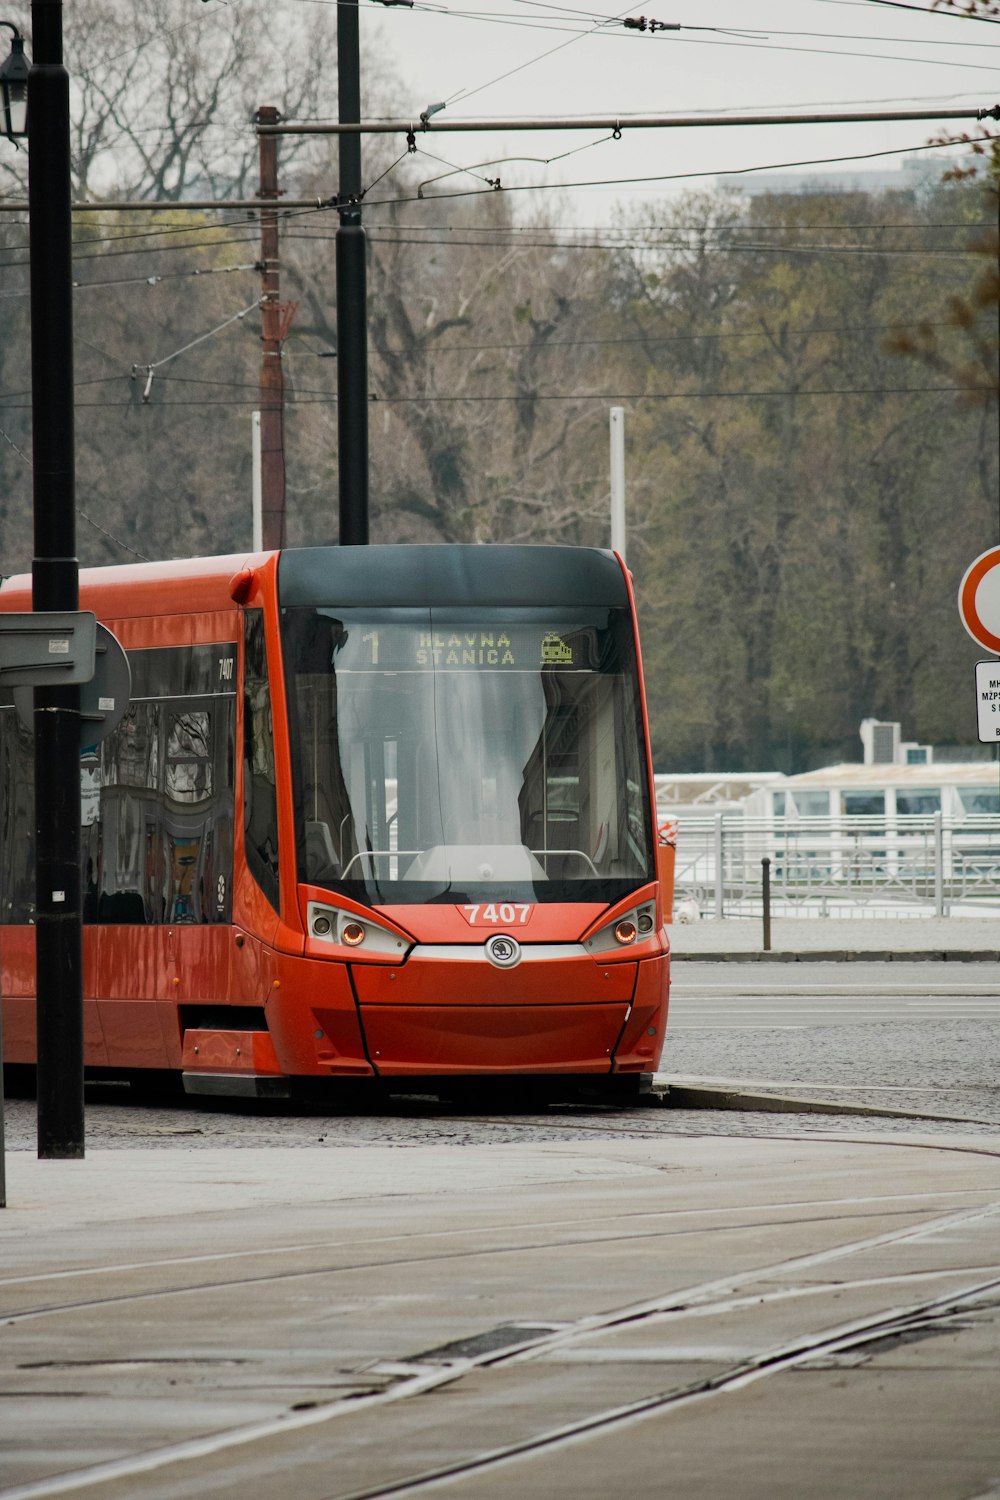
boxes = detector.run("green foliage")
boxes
[607,182,997,770]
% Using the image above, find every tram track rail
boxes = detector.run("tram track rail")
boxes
[334,1273,1000,1500]
[2,1196,988,1327]
[3,1191,999,1500]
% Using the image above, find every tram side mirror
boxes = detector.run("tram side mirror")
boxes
[656,839,676,923]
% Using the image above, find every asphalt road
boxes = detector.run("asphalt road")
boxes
[669,960,1000,1027]
[665,960,1000,1128]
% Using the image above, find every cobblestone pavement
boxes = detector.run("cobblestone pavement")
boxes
[4,1071,999,1153]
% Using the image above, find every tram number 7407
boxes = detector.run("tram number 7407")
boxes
[463,904,532,926]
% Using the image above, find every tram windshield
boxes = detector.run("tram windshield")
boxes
[281,605,654,905]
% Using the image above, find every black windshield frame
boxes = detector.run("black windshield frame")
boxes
[277,545,654,909]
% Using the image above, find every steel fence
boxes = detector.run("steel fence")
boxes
[667,812,1000,918]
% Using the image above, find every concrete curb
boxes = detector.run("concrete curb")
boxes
[671,949,1000,963]
[658,1082,985,1126]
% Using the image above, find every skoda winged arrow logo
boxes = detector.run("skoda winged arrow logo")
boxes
[485,933,521,969]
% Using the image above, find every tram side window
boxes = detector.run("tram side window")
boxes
[243,610,280,911]
[2,650,235,928]
[85,675,235,925]
[90,700,161,924]
[158,706,233,924]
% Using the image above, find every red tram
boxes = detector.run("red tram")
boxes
[0,545,669,1101]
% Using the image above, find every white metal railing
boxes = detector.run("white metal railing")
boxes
[666,812,1000,918]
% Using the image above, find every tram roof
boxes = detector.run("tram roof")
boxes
[0,551,273,616]
[278,544,627,608]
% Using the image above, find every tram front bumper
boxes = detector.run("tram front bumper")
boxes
[351,944,660,1075]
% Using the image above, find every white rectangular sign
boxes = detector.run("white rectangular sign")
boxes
[975,660,1000,741]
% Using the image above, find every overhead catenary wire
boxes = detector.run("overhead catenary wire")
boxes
[0,222,990,275]
[409,128,623,193]
[0,423,30,466]
[294,0,1000,65]
[0,260,262,298]
[0,213,993,268]
[0,315,985,409]
[3,100,997,221]
[856,0,1000,21]
[1,382,988,411]
[0,420,152,560]
[131,298,262,404]
[416,10,1000,84]
[75,510,152,562]
[360,137,992,207]
[366,230,991,256]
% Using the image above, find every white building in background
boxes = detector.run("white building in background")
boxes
[654,719,999,827]
[742,719,1000,823]
[656,721,1000,917]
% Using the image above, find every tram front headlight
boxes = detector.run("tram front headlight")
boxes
[307,901,412,957]
[585,900,657,956]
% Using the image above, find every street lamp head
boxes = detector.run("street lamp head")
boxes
[0,24,29,144]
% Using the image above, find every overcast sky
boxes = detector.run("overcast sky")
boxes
[347,0,1000,221]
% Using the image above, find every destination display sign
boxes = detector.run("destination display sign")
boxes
[342,623,600,672]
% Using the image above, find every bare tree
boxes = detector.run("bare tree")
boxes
[285,188,617,546]
[0,0,345,201]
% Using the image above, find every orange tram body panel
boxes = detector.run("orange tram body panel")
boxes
[0,544,669,1102]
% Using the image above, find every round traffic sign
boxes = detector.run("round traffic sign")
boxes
[958,546,1000,653]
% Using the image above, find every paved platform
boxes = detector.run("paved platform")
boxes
[2,1131,999,1499]
[668,914,1000,961]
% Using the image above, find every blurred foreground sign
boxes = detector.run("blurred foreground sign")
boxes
[8,620,131,751]
[0,610,96,685]
[974,660,1000,743]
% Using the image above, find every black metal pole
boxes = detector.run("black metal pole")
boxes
[336,0,369,545]
[256,105,288,550]
[761,857,772,953]
[28,0,83,1159]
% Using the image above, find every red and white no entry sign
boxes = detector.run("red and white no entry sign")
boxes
[958,547,1000,653]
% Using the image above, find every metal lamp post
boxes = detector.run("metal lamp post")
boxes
[2,3,85,1159]
[0,22,28,141]
[336,0,369,545]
